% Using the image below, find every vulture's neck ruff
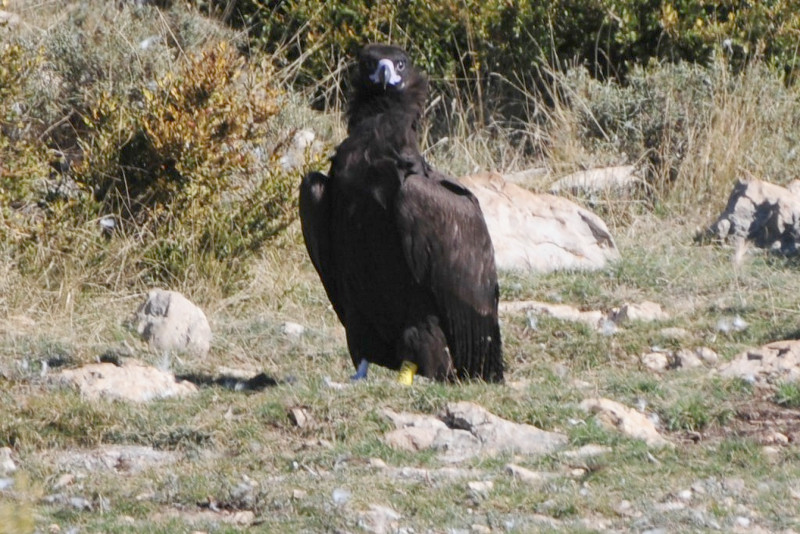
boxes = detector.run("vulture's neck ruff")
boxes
[347,45,428,136]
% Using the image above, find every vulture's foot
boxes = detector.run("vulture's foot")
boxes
[398,360,418,386]
[350,359,369,381]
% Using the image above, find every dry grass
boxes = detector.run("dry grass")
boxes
[2,2,800,533]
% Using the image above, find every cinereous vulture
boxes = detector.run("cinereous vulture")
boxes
[300,43,503,384]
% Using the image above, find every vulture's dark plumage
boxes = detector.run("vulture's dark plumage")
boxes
[300,44,503,384]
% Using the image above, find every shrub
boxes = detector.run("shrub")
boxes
[0,2,318,294]
[197,0,800,97]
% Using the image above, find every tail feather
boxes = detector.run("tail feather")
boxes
[446,306,503,383]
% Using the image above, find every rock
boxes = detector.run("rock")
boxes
[674,348,704,369]
[49,445,179,473]
[358,504,401,534]
[383,402,567,462]
[505,464,559,486]
[288,407,311,428]
[499,300,605,329]
[467,480,494,500]
[705,178,800,254]
[615,499,635,517]
[549,165,640,195]
[580,398,671,448]
[459,172,619,273]
[696,347,720,366]
[332,488,352,506]
[55,360,197,402]
[442,401,569,456]
[280,321,306,339]
[642,352,671,372]
[560,444,613,460]
[133,289,211,358]
[718,340,800,384]
[0,447,16,475]
[612,301,668,323]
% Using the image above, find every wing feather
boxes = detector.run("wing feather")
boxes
[299,171,345,323]
[395,170,503,381]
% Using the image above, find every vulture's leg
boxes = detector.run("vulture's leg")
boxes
[398,360,418,385]
[350,359,369,381]
[344,308,393,381]
[397,316,454,385]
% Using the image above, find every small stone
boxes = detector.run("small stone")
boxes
[332,488,351,506]
[696,347,719,365]
[764,431,789,445]
[467,480,493,500]
[48,525,61,534]
[580,398,671,448]
[369,458,388,469]
[613,301,668,323]
[642,352,670,371]
[229,511,255,526]
[0,448,16,474]
[674,349,704,369]
[561,444,612,459]
[678,489,693,501]
[358,504,401,534]
[723,478,746,495]
[615,500,634,516]
[289,407,311,428]
[570,468,587,477]
[735,516,751,528]
[471,526,491,534]
[762,445,781,458]
[0,478,13,490]
[292,489,307,500]
[505,464,559,486]
[281,321,306,339]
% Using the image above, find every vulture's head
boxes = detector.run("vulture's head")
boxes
[357,44,412,93]
[349,44,427,132]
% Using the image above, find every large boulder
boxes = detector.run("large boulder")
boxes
[459,172,619,273]
[133,289,212,357]
[705,178,800,254]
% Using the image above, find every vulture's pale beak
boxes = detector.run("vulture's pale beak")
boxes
[370,58,402,89]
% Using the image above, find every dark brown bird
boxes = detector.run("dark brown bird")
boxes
[299,44,503,384]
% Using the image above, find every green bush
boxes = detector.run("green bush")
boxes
[0,3,316,293]
[196,0,800,96]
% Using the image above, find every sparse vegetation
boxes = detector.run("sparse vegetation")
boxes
[2,0,800,532]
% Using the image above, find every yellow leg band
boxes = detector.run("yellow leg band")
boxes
[398,361,418,385]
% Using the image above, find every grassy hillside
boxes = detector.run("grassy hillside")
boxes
[1,1,800,532]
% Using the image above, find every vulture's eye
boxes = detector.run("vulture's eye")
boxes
[396,60,406,72]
